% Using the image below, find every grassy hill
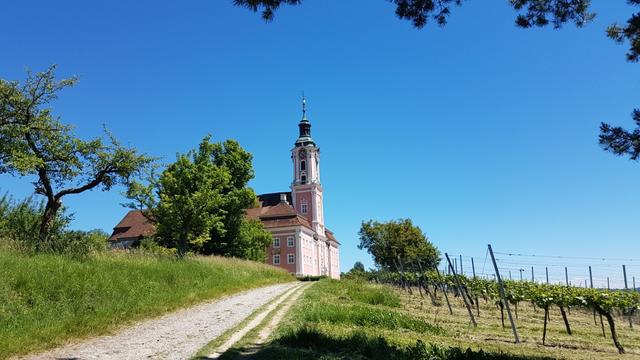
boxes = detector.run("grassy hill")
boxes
[235,279,640,360]
[0,249,293,359]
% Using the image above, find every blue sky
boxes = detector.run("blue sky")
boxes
[2,1,639,284]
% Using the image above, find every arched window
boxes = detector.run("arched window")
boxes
[300,160,306,171]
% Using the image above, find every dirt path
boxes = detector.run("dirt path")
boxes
[203,282,309,359]
[19,282,299,360]
[203,283,310,360]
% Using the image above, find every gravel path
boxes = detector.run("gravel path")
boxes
[20,282,299,360]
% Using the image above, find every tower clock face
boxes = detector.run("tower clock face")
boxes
[299,150,306,159]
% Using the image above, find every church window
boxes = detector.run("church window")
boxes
[273,238,280,248]
[273,255,280,265]
[287,254,295,264]
[301,173,307,184]
[287,236,295,247]
[301,200,308,214]
[300,160,306,171]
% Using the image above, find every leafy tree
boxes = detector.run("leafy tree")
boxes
[0,66,154,248]
[235,218,273,261]
[358,218,440,271]
[235,0,640,162]
[137,135,271,259]
[353,261,366,272]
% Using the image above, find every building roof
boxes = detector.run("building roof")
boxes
[246,200,314,230]
[257,192,292,207]
[109,210,155,241]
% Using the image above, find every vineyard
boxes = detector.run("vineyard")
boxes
[366,254,640,355]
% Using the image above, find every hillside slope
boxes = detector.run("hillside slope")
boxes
[0,250,293,359]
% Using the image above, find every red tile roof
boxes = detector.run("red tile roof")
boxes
[109,210,155,241]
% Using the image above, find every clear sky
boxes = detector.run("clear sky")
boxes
[2,1,639,285]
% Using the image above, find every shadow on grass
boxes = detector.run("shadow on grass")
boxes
[200,326,557,360]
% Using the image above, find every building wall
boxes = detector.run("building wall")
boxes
[266,230,297,274]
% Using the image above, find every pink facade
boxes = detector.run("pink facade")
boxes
[247,98,340,279]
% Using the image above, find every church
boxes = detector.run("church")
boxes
[108,99,340,279]
[246,98,340,279]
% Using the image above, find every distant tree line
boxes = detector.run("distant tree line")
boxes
[0,67,271,260]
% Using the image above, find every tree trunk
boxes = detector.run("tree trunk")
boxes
[596,305,625,354]
[38,198,61,249]
[559,305,572,335]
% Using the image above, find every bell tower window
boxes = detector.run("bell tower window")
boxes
[301,172,307,184]
[300,160,306,171]
[301,199,308,214]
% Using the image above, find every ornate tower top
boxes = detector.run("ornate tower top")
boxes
[295,95,315,147]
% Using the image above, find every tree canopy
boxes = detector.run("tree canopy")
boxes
[0,66,153,246]
[132,135,272,259]
[358,218,440,271]
[235,0,640,163]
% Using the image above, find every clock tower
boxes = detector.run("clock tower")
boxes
[291,97,325,236]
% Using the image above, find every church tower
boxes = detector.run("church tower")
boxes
[291,97,325,236]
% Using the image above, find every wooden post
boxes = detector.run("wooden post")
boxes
[531,266,534,282]
[565,267,569,286]
[460,254,464,275]
[607,277,610,290]
[622,265,633,328]
[488,244,520,343]
[435,267,453,315]
[545,267,549,284]
[471,257,476,279]
[589,266,593,288]
[519,269,524,281]
[454,257,457,274]
[445,253,476,327]
[634,276,636,292]
[509,270,512,280]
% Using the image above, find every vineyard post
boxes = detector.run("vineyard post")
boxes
[488,244,520,343]
[634,276,636,291]
[471,257,476,279]
[519,269,524,281]
[622,265,633,328]
[545,267,549,284]
[607,277,610,290]
[509,270,512,280]
[460,254,464,275]
[454,258,457,274]
[531,266,534,282]
[565,267,569,286]
[445,253,477,327]
[589,266,593,288]
[435,267,453,315]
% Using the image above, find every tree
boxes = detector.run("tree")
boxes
[0,66,153,247]
[358,218,440,271]
[137,135,272,258]
[235,0,640,161]
[353,261,366,272]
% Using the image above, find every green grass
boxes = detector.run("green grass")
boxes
[236,279,640,360]
[0,249,293,359]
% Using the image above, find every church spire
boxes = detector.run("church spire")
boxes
[295,95,315,147]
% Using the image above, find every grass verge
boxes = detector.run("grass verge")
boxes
[240,279,637,359]
[0,249,293,359]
